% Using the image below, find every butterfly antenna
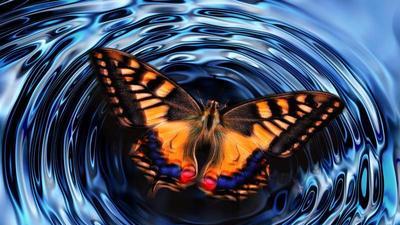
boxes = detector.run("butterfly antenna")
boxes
[215,77,223,102]
[221,99,230,110]
[196,89,205,106]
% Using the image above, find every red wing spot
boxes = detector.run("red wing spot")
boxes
[200,176,217,191]
[180,166,196,184]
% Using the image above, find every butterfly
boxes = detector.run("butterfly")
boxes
[91,48,344,200]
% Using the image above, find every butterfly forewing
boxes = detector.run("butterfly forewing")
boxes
[91,48,202,128]
[222,91,343,157]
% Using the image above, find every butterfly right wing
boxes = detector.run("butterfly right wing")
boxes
[199,91,343,199]
[91,48,203,190]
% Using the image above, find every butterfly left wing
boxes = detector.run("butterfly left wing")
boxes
[91,48,201,128]
[91,48,203,191]
[199,91,343,200]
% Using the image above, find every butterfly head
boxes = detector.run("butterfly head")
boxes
[205,100,219,113]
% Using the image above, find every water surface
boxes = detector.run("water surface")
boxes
[1,1,399,224]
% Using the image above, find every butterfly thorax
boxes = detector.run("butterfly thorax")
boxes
[201,100,221,133]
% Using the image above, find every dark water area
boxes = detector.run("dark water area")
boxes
[1,1,399,225]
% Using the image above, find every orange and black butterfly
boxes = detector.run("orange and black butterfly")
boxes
[91,48,344,200]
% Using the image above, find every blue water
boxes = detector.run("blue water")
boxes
[1,1,399,225]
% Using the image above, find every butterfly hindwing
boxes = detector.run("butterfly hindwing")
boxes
[130,120,201,190]
[199,91,343,198]
[91,48,202,190]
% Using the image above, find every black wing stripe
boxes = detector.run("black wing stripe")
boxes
[91,48,202,128]
[268,97,343,157]
[222,91,344,158]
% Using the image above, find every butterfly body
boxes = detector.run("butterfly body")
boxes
[91,48,344,200]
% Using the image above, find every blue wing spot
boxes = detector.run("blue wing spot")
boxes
[159,164,181,178]
[141,131,183,179]
[217,176,237,189]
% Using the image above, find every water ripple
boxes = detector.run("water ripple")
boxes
[1,1,399,225]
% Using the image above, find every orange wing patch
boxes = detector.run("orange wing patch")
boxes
[153,121,196,167]
[139,98,162,108]
[143,105,169,126]
[256,101,271,118]
[155,81,175,97]
[215,129,257,176]
[140,71,157,85]
[117,68,135,75]
[252,124,274,148]
[276,99,289,114]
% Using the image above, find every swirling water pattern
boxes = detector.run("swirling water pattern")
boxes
[1,1,399,224]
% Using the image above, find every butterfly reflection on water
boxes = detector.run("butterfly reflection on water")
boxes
[91,48,344,200]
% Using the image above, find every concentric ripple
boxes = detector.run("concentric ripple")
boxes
[1,1,399,225]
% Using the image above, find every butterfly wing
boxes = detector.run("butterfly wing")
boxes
[91,48,201,127]
[130,120,201,192]
[91,48,202,189]
[199,91,343,199]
